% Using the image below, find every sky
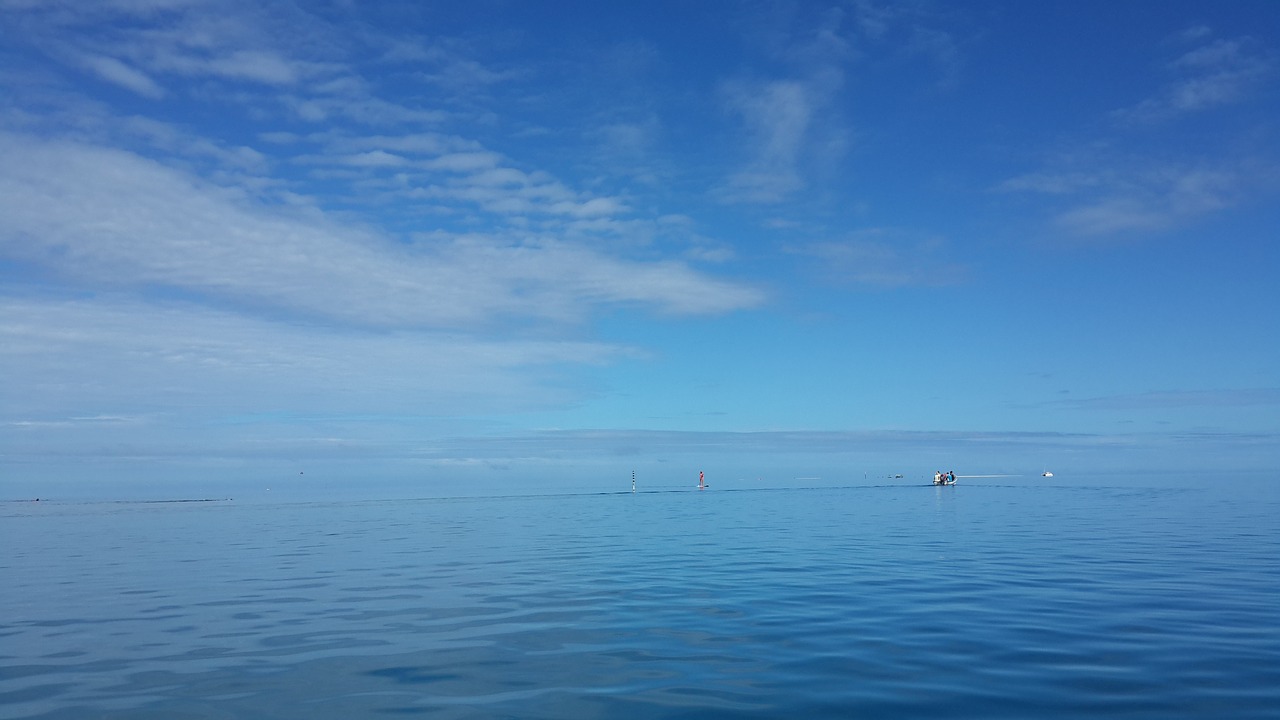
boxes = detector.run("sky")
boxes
[2,0,1278,496]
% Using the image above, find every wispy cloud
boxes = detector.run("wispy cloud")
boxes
[1000,156,1247,237]
[282,93,447,126]
[847,0,966,82]
[397,40,522,92]
[0,133,763,329]
[401,427,1218,469]
[281,129,639,224]
[715,4,852,205]
[719,79,816,203]
[787,228,968,288]
[76,53,165,98]
[4,0,369,123]
[153,48,307,85]
[1045,388,1280,411]
[0,0,770,471]
[0,296,636,422]
[6,415,142,429]
[1114,30,1274,122]
[716,1,962,205]
[995,26,1276,240]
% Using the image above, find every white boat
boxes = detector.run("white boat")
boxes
[1042,471,1054,478]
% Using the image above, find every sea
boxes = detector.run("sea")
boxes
[3,476,1278,719]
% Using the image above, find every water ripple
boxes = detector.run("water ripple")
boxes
[2,483,1278,718]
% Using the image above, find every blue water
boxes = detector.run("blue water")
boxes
[3,480,1278,719]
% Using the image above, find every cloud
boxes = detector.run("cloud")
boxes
[77,53,165,98]
[846,0,965,81]
[993,131,1254,238]
[0,133,762,329]
[715,1,962,205]
[1052,198,1170,236]
[714,4,858,205]
[378,36,522,96]
[285,129,642,225]
[198,49,301,85]
[338,149,411,168]
[428,151,504,172]
[397,427,1180,470]
[404,180,623,220]
[586,116,666,185]
[1045,388,1280,412]
[720,79,814,203]
[117,115,270,173]
[5,415,141,429]
[282,94,447,126]
[788,228,967,288]
[6,0,349,119]
[1113,31,1274,122]
[0,296,642,463]
[996,27,1276,240]
[994,171,1101,196]
[0,296,629,402]
[324,132,483,157]
[999,154,1249,238]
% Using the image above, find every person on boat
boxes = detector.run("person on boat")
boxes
[948,471,956,484]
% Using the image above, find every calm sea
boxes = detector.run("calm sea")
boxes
[3,478,1278,719]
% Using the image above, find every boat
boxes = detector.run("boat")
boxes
[933,471,956,486]
[1042,471,1054,478]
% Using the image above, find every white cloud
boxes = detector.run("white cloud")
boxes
[1053,198,1168,236]
[402,428,1139,466]
[550,197,627,218]
[995,28,1274,241]
[1114,32,1273,122]
[142,44,311,86]
[713,1,947,206]
[1047,388,1280,411]
[117,115,270,173]
[339,150,410,167]
[283,94,447,126]
[996,170,1103,195]
[0,296,637,440]
[0,133,762,330]
[391,156,633,221]
[595,120,658,161]
[789,228,966,288]
[720,79,813,203]
[202,49,301,85]
[1020,164,1240,237]
[428,151,504,172]
[78,53,165,98]
[999,150,1250,239]
[18,1,328,81]
[379,36,520,92]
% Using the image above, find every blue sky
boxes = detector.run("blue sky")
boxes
[2,0,1278,494]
